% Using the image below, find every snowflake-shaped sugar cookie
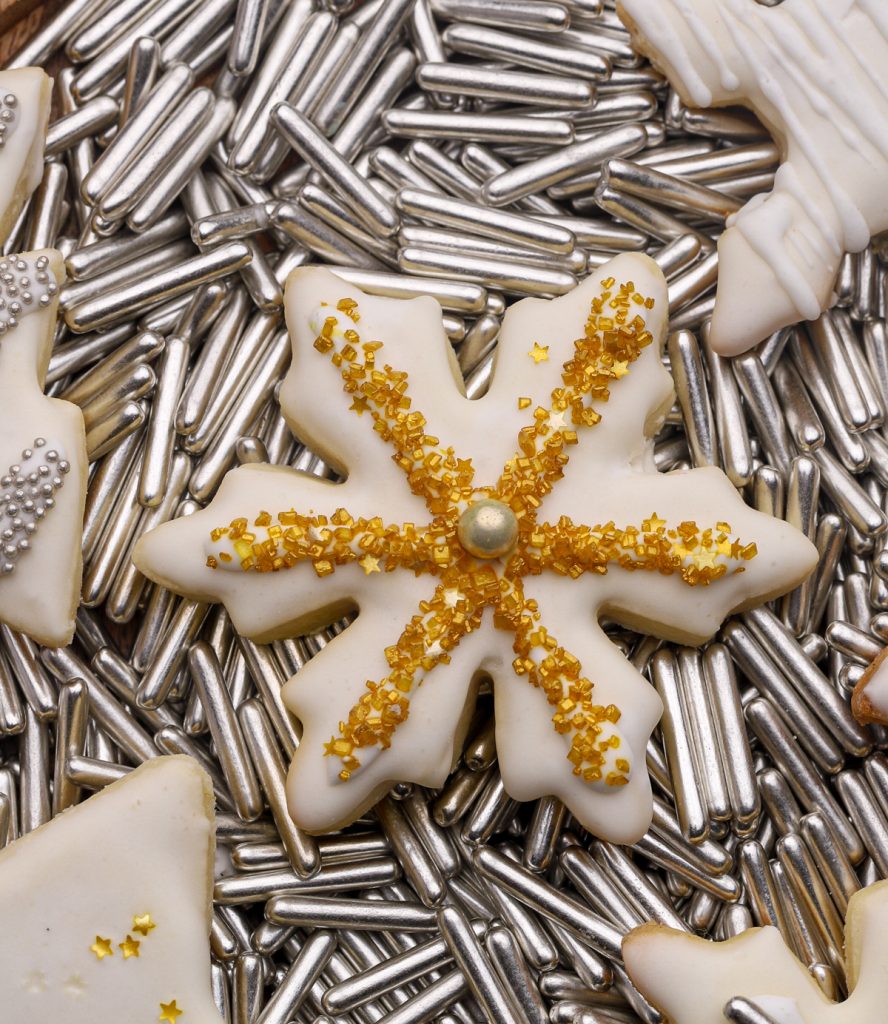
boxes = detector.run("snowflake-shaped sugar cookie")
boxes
[618,0,888,355]
[134,255,816,841]
[0,67,52,247]
[624,878,888,1023]
[0,756,223,1024]
[0,249,87,647]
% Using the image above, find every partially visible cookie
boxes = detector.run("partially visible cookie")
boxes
[624,878,888,1023]
[0,756,223,1024]
[618,0,888,356]
[0,248,87,647]
[0,66,51,246]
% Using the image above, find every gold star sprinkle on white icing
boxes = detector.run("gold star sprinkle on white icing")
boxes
[159,999,183,1022]
[64,975,87,998]
[624,878,888,1024]
[90,937,113,961]
[132,914,156,937]
[23,970,47,993]
[618,0,888,355]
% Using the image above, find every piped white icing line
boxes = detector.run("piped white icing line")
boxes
[0,249,87,648]
[135,256,817,841]
[623,878,888,1023]
[0,756,223,1024]
[0,67,51,247]
[618,0,888,355]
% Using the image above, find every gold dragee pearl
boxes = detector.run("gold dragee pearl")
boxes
[457,499,519,560]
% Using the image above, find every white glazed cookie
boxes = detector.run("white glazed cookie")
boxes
[0,756,223,1024]
[617,0,888,356]
[0,249,87,647]
[623,878,888,1023]
[851,645,888,725]
[134,255,817,842]
[0,67,52,246]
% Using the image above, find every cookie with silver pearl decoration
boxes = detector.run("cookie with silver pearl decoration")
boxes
[0,248,86,648]
[0,67,51,247]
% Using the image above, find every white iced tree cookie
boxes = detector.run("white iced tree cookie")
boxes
[0,756,222,1024]
[623,878,888,1023]
[0,67,52,246]
[0,249,87,647]
[134,255,816,841]
[617,0,888,356]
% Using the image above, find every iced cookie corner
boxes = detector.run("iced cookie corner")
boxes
[623,878,888,1023]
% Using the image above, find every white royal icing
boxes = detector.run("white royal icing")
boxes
[0,250,87,647]
[134,256,816,841]
[752,997,809,1024]
[0,67,51,247]
[0,756,223,1024]
[618,0,888,355]
[623,878,888,1023]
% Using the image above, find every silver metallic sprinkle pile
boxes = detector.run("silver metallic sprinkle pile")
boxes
[1,1,888,1023]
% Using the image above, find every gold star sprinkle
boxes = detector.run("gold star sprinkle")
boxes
[90,936,113,960]
[132,913,156,936]
[529,342,549,363]
[693,548,717,570]
[64,974,87,997]
[159,999,183,1023]
[359,554,381,575]
[119,935,141,959]
[546,410,567,432]
[349,396,369,415]
[23,970,47,993]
